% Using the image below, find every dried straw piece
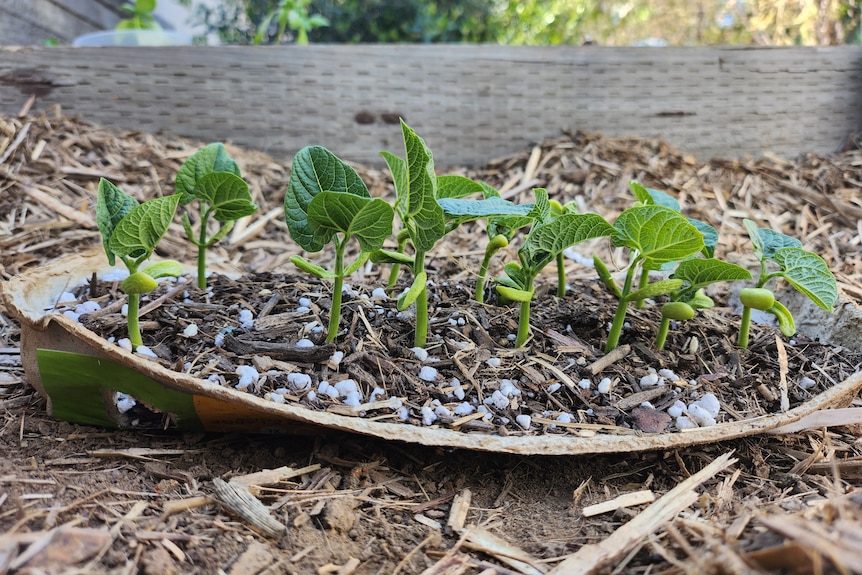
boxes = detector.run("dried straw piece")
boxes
[211,478,285,538]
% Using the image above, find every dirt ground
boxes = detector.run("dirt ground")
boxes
[1,110,862,574]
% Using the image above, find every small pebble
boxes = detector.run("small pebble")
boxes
[798,376,817,390]
[418,366,438,382]
[486,357,502,368]
[547,382,562,394]
[296,338,315,348]
[182,324,199,337]
[411,347,429,362]
[597,378,613,394]
[515,414,532,429]
[578,378,592,390]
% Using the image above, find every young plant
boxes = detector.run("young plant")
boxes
[736,219,838,348]
[374,120,530,347]
[96,178,182,349]
[495,189,614,347]
[253,0,329,45]
[176,143,258,289]
[285,146,394,343]
[116,0,160,30]
[654,258,752,350]
[596,204,705,353]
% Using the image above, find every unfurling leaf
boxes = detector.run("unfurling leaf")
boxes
[772,247,838,310]
[307,191,394,252]
[196,172,257,222]
[108,194,181,261]
[672,258,752,291]
[96,178,139,265]
[744,219,802,259]
[176,142,241,205]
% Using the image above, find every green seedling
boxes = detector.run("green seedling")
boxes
[496,189,614,347]
[285,146,394,343]
[654,258,752,350]
[116,0,160,30]
[176,143,258,289]
[253,0,329,45]
[96,178,182,349]
[374,120,530,347]
[597,204,705,352]
[736,219,838,348]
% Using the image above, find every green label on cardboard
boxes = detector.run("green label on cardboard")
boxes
[36,349,203,430]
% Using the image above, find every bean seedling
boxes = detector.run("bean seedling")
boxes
[736,219,838,348]
[176,143,258,289]
[96,178,183,349]
[285,146,394,343]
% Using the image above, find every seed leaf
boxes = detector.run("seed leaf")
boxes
[439,196,534,226]
[285,146,369,253]
[308,191,394,253]
[767,300,796,336]
[196,172,258,222]
[108,194,181,261]
[436,175,486,200]
[96,178,139,265]
[523,213,614,268]
[176,143,241,205]
[289,255,335,279]
[612,205,704,265]
[397,271,427,310]
[744,219,802,259]
[772,247,838,310]
[496,285,534,302]
[672,258,752,290]
[626,279,683,302]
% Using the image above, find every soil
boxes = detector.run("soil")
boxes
[2,111,862,574]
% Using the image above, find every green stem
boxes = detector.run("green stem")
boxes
[634,267,649,308]
[737,305,752,349]
[196,209,211,289]
[127,293,142,350]
[605,263,638,353]
[413,253,428,348]
[556,252,566,297]
[326,240,345,343]
[654,317,670,350]
[515,299,532,347]
[387,234,409,288]
[475,251,492,303]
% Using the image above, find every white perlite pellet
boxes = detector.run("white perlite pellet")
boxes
[334,379,358,397]
[238,309,254,329]
[235,365,260,390]
[515,414,532,429]
[667,400,686,418]
[371,287,388,299]
[578,379,592,390]
[798,376,817,390]
[117,338,133,351]
[298,297,312,308]
[287,372,312,390]
[421,406,438,426]
[411,347,429,362]
[597,378,613,394]
[296,338,315,348]
[182,324,199,337]
[418,366,438,382]
[135,345,158,359]
[486,357,502,368]
[484,390,510,410]
[453,403,475,416]
[499,379,521,398]
[115,392,136,414]
[546,383,562,394]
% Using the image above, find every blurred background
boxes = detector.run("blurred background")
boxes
[3,0,862,47]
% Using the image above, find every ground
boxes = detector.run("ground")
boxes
[1,111,861,574]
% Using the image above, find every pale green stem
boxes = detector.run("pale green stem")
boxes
[326,240,345,343]
[475,251,493,303]
[387,234,409,288]
[127,293,142,350]
[605,264,638,353]
[654,317,671,350]
[196,208,212,289]
[556,252,566,297]
[413,253,428,348]
[737,305,752,349]
[515,299,532,347]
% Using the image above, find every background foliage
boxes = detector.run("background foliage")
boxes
[182,0,862,45]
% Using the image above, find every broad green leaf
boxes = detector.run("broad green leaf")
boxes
[175,143,241,205]
[496,285,534,303]
[400,122,445,251]
[527,188,551,225]
[626,279,683,302]
[436,175,486,200]
[307,191,394,253]
[479,181,500,199]
[772,247,838,310]
[611,205,705,265]
[672,258,752,291]
[523,213,614,269]
[767,300,796,336]
[380,151,407,217]
[108,194,180,261]
[285,146,369,253]
[689,218,718,258]
[96,178,139,266]
[397,271,427,310]
[196,172,258,222]
[439,197,534,226]
[744,219,802,259]
[629,181,681,212]
[289,255,335,279]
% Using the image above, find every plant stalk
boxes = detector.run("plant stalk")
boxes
[515,299,532,347]
[654,317,670,350]
[556,252,566,297]
[127,293,142,350]
[413,253,428,348]
[326,241,345,343]
[196,211,211,289]
[475,252,492,303]
[605,264,638,353]
[387,234,409,288]
[737,305,752,349]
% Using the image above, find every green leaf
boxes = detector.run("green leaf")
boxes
[196,172,258,222]
[626,279,683,302]
[308,191,394,253]
[108,194,180,261]
[772,247,838,310]
[672,258,752,291]
[767,300,796,336]
[397,271,427,310]
[629,181,680,212]
[285,146,369,253]
[523,213,614,270]
[439,197,534,226]
[744,219,802,259]
[611,205,705,266]
[503,262,528,290]
[175,143,241,205]
[399,122,445,251]
[436,175,486,200]
[689,218,718,258]
[290,255,335,279]
[380,151,408,217]
[527,188,551,224]
[96,178,139,266]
